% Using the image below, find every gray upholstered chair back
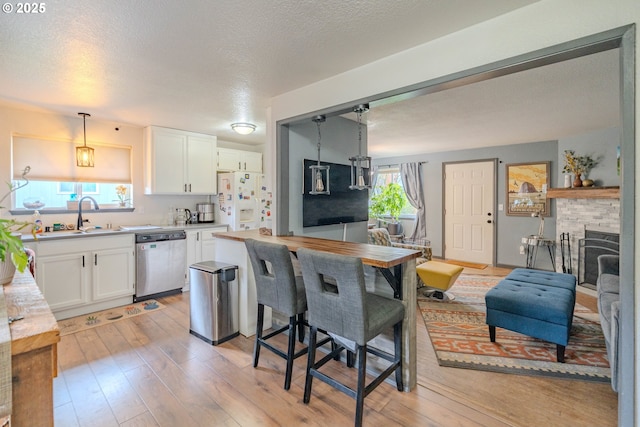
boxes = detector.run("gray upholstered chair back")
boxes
[297,248,368,345]
[245,238,300,317]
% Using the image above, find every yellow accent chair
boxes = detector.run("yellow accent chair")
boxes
[416,260,464,300]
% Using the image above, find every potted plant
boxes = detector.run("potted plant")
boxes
[562,150,598,187]
[114,185,130,207]
[369,182,407,235]
[0,167,33,285]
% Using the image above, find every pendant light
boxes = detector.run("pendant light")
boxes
[76,113,95,167]
[309,115,330,195]
[349,104,371,190]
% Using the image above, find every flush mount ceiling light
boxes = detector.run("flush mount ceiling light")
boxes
[309,115,330,195]
[231,122,256,135]
[349,104,371,190]
[76,112,94,167]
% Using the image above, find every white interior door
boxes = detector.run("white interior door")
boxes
[444,161,495,264]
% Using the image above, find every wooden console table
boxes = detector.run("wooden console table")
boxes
[4,271,59,427]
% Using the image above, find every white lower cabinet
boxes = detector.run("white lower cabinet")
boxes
[184,226,228,289]
[30,234,135,320]
[214,236,271,337]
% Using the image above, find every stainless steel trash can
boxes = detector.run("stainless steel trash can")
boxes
[189,261,239,345]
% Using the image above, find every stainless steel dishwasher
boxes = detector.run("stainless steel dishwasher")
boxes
[134,230,187,302]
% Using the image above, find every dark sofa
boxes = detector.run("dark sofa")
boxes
[596,254,620,392]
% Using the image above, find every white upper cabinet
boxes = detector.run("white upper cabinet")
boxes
[217,147,262,173]
[144,126,217,195]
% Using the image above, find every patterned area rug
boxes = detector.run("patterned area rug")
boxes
[58,300,165,336]
[418,274,611,382]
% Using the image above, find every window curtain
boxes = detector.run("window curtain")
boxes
[371,166,380,192]
[400,162,426,242]
[12,135,132,183]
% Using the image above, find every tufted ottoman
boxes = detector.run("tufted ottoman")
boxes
[485,269,577,362]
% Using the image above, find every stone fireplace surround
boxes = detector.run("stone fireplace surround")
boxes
[554,197,620,290]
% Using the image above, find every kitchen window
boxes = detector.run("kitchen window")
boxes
[13,181,133,212]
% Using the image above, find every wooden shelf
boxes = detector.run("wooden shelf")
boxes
[545,186,620,199]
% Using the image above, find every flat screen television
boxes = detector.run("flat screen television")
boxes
[302,159,369,227]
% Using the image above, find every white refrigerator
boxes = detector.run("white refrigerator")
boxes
[217,172,263,231]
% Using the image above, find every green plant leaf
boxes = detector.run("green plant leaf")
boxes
[369,182,407,223]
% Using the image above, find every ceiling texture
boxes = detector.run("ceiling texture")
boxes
[0,0,619,159]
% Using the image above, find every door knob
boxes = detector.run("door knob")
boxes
[487,220,492,224]
[487,212,492,216]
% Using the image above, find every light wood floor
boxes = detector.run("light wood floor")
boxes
[55,266,618,426]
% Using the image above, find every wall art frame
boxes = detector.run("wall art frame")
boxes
[505,161,550,216]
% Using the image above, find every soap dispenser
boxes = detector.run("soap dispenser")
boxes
[32,210,43,234]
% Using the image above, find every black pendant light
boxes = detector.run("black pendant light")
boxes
[309,115,330,195]
[76,113,94,167]
[349,104,371,190]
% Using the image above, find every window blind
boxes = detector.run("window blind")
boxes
[12,135,132,183]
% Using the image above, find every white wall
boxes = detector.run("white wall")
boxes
[0,105,263,228]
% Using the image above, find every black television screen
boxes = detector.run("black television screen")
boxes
[302,159,369,227]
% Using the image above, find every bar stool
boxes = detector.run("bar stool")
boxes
[245,238,308,390]
[297,248,404,427]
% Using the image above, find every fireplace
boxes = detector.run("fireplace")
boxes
[578,229,619,290]
[553,197,620,286]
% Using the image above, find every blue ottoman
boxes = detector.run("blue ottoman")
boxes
[485,269,577,362]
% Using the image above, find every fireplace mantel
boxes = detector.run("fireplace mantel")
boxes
[546,186,620,199]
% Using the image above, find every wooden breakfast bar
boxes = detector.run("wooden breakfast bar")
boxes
[214,229,420,391]
[2,271,60,427]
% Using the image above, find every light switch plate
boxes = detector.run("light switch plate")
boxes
[498,204,504,211]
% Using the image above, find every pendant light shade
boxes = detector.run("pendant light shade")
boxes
[76,113,95,167]
[309,115,330,195]
[349,104,371,190]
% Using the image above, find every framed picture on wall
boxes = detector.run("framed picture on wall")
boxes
[505,161,550,216]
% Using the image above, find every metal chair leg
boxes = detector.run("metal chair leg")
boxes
[394,321,403,391]
[303,326,318,404]
[284,315,297,390]
[253,304,264,368]
[297,312,305,343]
[355,345,367,427]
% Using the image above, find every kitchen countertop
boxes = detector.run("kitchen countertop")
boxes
[21,223,227,242]
[4,270,60,426]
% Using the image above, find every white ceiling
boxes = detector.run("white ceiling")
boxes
[1,0,619,160]
[365,48,621,157]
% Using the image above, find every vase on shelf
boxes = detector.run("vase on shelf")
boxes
[119,201,126,208]
[563,174,572,188]
[573,176,583,188]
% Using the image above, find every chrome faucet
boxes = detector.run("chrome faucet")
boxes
[76,196,100,231]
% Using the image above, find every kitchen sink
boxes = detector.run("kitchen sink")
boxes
[32,228,124,240]
[76,228,120,234]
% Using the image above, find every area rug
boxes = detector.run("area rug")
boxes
[418,274,611,382]
[441,259,487,270]
[58,300,165,336]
